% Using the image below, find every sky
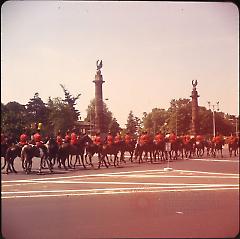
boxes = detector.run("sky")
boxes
[1,1,239,127]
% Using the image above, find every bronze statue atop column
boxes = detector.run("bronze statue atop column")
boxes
[190,80,199,136]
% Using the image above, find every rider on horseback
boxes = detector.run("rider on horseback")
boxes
[114,132,122,144]
[64,130,71,143]
[56,130,63,146]
[125,132,133,144]
[93,132,101,146]
[169,131,177,144]
[106,132,114,146]
[154,131,164,144]
[19,133,28,146]
[70,131,78,146]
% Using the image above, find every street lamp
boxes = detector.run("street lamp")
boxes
[208,101,219,137]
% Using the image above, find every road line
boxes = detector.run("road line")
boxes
[175,169,239,176]
[2,184,239,195]
[2,168,239,184]
[2,181,238,187]
[2,187,239,199]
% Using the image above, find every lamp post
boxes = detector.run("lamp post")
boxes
[208,101,219,137]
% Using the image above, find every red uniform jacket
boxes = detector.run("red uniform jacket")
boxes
[155,134,164,144]
[114,135,121,144]
[94,136,101,145]
[70,133,78,145]
[125,134,132,144]
[107,135,113,145]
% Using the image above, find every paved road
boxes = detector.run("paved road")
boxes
[1,150,239,238]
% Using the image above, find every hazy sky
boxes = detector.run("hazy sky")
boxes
[1,1,239,127]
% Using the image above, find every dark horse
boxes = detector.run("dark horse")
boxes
[45,137,60,167]
[69,134,93,169]
[168,138,184,160]
[153,139,166,162]
[120,140,136,162]
[98,142,123,168]
[135,140,155,164]
[228,137,239,157]
[1,136,17,171]
[212,140,225,158]
[4,144,22,174]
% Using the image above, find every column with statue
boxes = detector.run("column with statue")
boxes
[93,60,105,134]
[190,80,200,136]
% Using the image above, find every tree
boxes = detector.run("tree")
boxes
[142,108,168,134]
[60,84,81,121]
[1,101,27,138]
[166,98,192,135]
[108,118,121,136]
[25,93,48,130]
[125,111,140,136]
[47,97,76,135]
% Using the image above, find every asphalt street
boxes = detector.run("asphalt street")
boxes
[1,149,239,238]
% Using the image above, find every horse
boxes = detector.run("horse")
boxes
[85,142,101,167]
[228,137,239,157]
[212,140,225,158]
[69,134,93,169]
[98,142,122,168]
[153,140,166,162]
[1,142,10,170]
[45,136,59,166]
[168,138,184,160]
[4,144,22,174]
[119,140,137,162]
[57,142,71,170]
[135,140,155,164]
[183,138,195,159]
[195,140,205,157]
[21,144,52,174]
[1,136,17,170]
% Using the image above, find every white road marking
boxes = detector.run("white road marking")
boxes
[2,168,239,199]
[2,187,239,199]
[2,168,239,184]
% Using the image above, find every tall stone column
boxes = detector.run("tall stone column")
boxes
[190,80,199,136]
[93,60,105,133]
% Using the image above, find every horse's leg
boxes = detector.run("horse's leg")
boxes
[113,154,118,167]
[46,156,53,173]
[80,154,86,169]
[1,157,6,170]
[102,155,109,168]
[11,159,18,173]
[38,157,43,173]
[106,155,111,166]
[62,157,68,170]
[6,158,11,174]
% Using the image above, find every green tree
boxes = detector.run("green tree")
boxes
[108,118,121,136]
[60,84,81,121]
[167,98,192,135]
[25,93,48,130]
[142,108,168,134]
[1,101,28,138]
[47,97,75,135]
[125,111,140,136]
